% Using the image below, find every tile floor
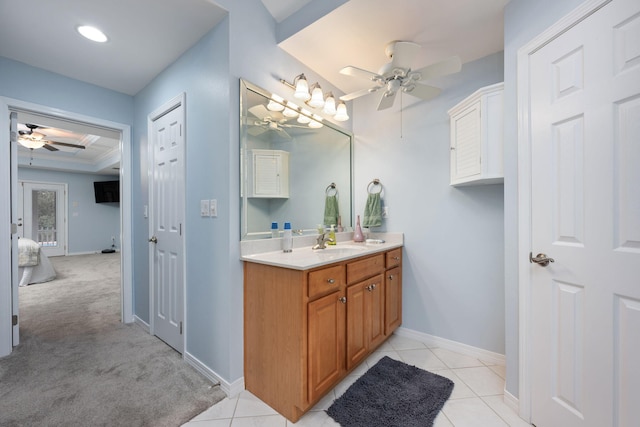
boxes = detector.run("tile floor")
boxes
[182,335,530,427]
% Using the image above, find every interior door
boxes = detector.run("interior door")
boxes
[10,112,20,346]
[22,182,66,257]
[149,99,185,354]
[529,0,640,426]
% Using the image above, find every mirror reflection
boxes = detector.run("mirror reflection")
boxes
[240,79,353,240]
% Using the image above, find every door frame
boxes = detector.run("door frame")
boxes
[147,92,187,352]
[0,96,134,357]
[516,0,611,421]
[21,180,69,257]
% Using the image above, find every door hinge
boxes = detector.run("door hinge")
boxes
[12,315,18,326]
[179,321,183,335]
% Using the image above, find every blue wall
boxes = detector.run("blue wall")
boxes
[18,168,120,254]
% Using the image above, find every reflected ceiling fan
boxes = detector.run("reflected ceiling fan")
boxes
[18,123,86,151]
[247,105,313,140]
[340,41,462,110]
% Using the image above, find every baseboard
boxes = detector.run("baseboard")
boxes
[184,351,245,398]
[133,316,150,332]
[394,327,506,366]
[503,388,519,413]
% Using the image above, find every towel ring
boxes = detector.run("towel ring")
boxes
[367,179,383,194]
[325,182,338,197]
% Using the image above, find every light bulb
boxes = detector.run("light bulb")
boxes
[77,25,108,43]
[334,101,349,121]
[322,93,337,115]
[308,84,325,108]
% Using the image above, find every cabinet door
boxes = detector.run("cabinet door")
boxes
[450,100,481,183]
[308,290,345,402]
[346,274,385,370]
[385,266,402,335]
[367,275,386,350]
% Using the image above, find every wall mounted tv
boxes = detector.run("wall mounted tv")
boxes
[94,180,120,203]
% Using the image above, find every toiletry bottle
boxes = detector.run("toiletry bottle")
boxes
[353,215,365,242]
[337,216,344,232]
[271,222,279,239]
[282,222,293,252]
[328,224,336,245]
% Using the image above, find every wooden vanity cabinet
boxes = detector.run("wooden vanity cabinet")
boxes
[244,247,402,422]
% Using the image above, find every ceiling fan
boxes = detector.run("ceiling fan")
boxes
[340,41,462,110]
[247,105,313,140]
[18,123,86,151]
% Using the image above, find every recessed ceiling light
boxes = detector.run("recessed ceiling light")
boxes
[77,25,108,43]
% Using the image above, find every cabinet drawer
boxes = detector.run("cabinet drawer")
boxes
[309,265,345,300]
[347,254,384,284]
[386,248,402,268]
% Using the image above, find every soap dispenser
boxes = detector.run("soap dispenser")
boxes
[328,224,336,245]
[282,222,293,252]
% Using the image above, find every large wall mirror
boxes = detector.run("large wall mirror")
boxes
[240,79,353,240]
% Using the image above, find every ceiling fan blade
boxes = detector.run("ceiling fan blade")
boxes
[339,66,382,82]
[377,90,397,111]
[389,41,421,71]
[42,144,59,151]
[248,104,271,120]
[403,83,442,100]
[48,141,86,149]
[340,86,381,101]
[414,56,462,81]
[247,124,267,136]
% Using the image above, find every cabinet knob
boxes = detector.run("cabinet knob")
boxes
[366,284,377,292]
[327,278,335,284]
[393,256,400,261]
[388,274,394,281]
[338,297,347,304]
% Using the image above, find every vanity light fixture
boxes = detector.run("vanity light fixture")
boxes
[77,25,108,43]
[266,94,285,112]
[280,74,349,122]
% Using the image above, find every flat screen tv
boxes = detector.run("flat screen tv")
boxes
[94,180,120,203]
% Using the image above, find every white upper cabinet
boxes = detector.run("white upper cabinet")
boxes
[448,82,504,186]
[247,149,289,198]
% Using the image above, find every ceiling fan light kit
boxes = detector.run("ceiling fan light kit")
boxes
[18,123,86,152]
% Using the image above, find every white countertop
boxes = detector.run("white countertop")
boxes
[240,232,403,270]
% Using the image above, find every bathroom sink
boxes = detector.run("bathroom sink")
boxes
[314,244,368,259]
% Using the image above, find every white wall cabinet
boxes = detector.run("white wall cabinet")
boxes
[448,82,504,186]
[247,149,289,198]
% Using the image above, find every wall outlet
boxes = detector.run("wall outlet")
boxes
[210,199,218,217]
[200,199,210,217]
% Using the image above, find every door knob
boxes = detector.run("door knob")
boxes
[530,252,554,267]
[149,236,158,243]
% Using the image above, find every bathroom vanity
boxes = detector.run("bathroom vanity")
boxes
[242,237,403,422]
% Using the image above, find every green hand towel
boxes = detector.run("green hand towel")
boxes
[324,195,339,226]
[363,192,382,228]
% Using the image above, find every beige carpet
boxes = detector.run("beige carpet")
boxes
[0,253,225,427]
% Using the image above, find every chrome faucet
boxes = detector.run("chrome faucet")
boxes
[312,233,334,250]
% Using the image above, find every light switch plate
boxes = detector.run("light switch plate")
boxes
[200,199,210,217]
[210,199,218,217]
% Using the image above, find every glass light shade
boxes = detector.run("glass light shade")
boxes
[282,101,299,118]
[308,85,325,108]
[266,94,285,111]
[293,75,310,100]
[77,25,108,43]
[297,109,312,124]
[308,114,323,128]
[322,93,337,115]
[334,102,349,121]
[19,137,46,149]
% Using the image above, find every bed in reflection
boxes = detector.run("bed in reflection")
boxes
[18,238,56,286]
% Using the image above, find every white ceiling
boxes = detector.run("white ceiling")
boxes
[1,0,507,173]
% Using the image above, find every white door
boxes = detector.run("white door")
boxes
[149,97,185,353]
[10,112,20,345]
[22,182,67,257]
[529,0,640,426]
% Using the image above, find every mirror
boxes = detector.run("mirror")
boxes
[240,79,353,240]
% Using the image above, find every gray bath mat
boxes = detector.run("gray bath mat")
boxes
[327,356,454,427]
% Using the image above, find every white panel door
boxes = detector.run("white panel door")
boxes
[529,0,640,426]
[149,101,184,354]
[22,182,66,257]
[10,112,19,346]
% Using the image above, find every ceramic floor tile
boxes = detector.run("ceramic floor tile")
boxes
[183,420,232,427]
[233,391,280,418]
[387,334,428,350]
[364,349,403,368]
[431,348,485,369]
[287,410,341,426]
[482,396,531,427]
[398,348,448,371]
[230,414,287,427]
[442,397,508,427]
[487,364,506,379]
[453,367,504,396]
[433,411,454,427]
[332,374,361,398]
[309,389,336,411]
[432,369,477,400]
[190,396,238,421]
